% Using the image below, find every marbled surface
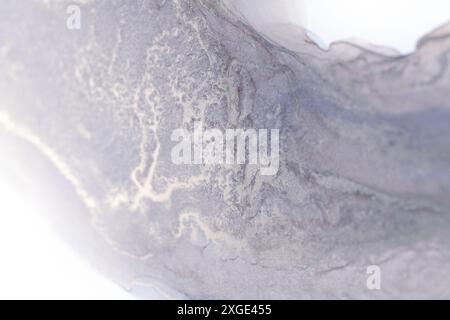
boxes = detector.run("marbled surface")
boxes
[0,0,449,299]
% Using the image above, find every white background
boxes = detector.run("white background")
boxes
[227,0,450,53]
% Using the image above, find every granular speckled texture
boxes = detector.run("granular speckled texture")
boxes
[0,0,449,299]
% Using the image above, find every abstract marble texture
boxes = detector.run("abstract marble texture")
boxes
[0,0,449,299]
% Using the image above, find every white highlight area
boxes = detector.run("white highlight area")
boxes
[224,0,306,31]
[0,180,134,300]
[304,0,450,53]
[226,0,450,54]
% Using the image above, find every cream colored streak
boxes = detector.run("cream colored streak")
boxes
[175,210,246,252]
[0,110,156,261]
[129,30,208,210]
[0,110,98,212]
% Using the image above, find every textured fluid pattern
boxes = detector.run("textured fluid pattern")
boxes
[0,0,449,299]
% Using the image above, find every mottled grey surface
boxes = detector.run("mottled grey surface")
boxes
[0,0,449,299]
